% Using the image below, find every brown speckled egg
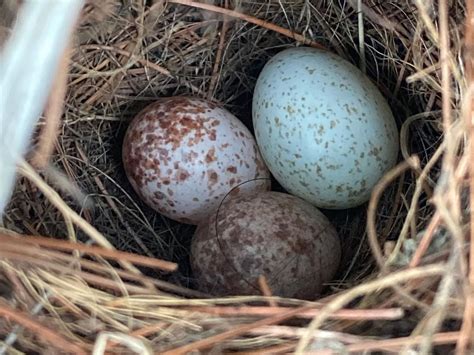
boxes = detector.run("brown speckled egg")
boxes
[122,96,270,225]
[190,191,341,299]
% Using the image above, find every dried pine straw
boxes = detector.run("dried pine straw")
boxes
[0,0,473,353]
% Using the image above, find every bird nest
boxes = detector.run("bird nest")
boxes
[0,0,472,353]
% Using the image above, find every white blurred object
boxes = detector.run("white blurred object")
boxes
[0,0,84,215]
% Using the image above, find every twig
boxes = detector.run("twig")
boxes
[31,46,70,168]
[16,244,204,297]
[408,212,441,267]
[416,244,459,355]
[367,157,418,269]
[312,331,460,354]
[0,233,177,272]
[17,160,153,276]
[183,305,404,321]
[230,342,297,355]
[0,300,87,355]
[296,264,445,353]
[457,1,474,352]
[386,145,443,266]
[248,325,364,343]
[439,0,452,133]
[76,257,204,298]
[75,144,155,258]
[168,0,325,49]
[347,0,410,38]
[207,0,229,100]
[356,0,366,74]
[258,276,277,307]
[1,250,156,295]
[75,44,205,95]
[161,305,314,355]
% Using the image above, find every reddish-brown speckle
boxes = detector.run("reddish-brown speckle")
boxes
[208,170,218,186]
[209,130,217,141]
[229,187,241,196]
[177,169,190,182]
[205,147,216,163]
[226,166,237,174]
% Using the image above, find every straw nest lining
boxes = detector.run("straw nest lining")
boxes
[1,0,472,354]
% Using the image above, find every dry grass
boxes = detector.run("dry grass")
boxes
[0,0,472,353]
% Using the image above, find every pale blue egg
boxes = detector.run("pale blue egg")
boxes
[252,47,399,209]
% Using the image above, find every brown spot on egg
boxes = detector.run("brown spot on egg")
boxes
[207,170,219,186]
[227,166,237,174]
[177,169,190,182]
[229,187,241,196]
[209,130,217,141]
[205,147,216,163]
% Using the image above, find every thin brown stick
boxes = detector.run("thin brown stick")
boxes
[168,0,325,49]
[207,0,229,100]
[457,1,474,353]
[129,323,167,337]
[183,305,404,321]
[229,342,297,355]
[0,301,87,355]
[0,233,177,272]
[311,331,460,354]
[344,331,459,353]
[257,275,277,307]
[439,0,452,133]
[76,44,205,95]
[161,305,314,355]
[22,244,204,297]
[296,264,444,353]
[31,46,70,168]
[408,212,441,267]
[248,326,364,345]
[104,322,168,352]
[75,144,154,258]
[367,157,418,269]
[0,244,159,295]
[1,250,155,295]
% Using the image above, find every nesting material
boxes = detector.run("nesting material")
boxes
[0,0,472,354]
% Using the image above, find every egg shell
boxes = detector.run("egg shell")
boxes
[122,97,270,225]
[190,191,341,299]
[253,47,399,209]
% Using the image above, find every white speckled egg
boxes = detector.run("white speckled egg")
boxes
[190,191,341,299]
[253,47,399,209]
[123,97,270,225]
